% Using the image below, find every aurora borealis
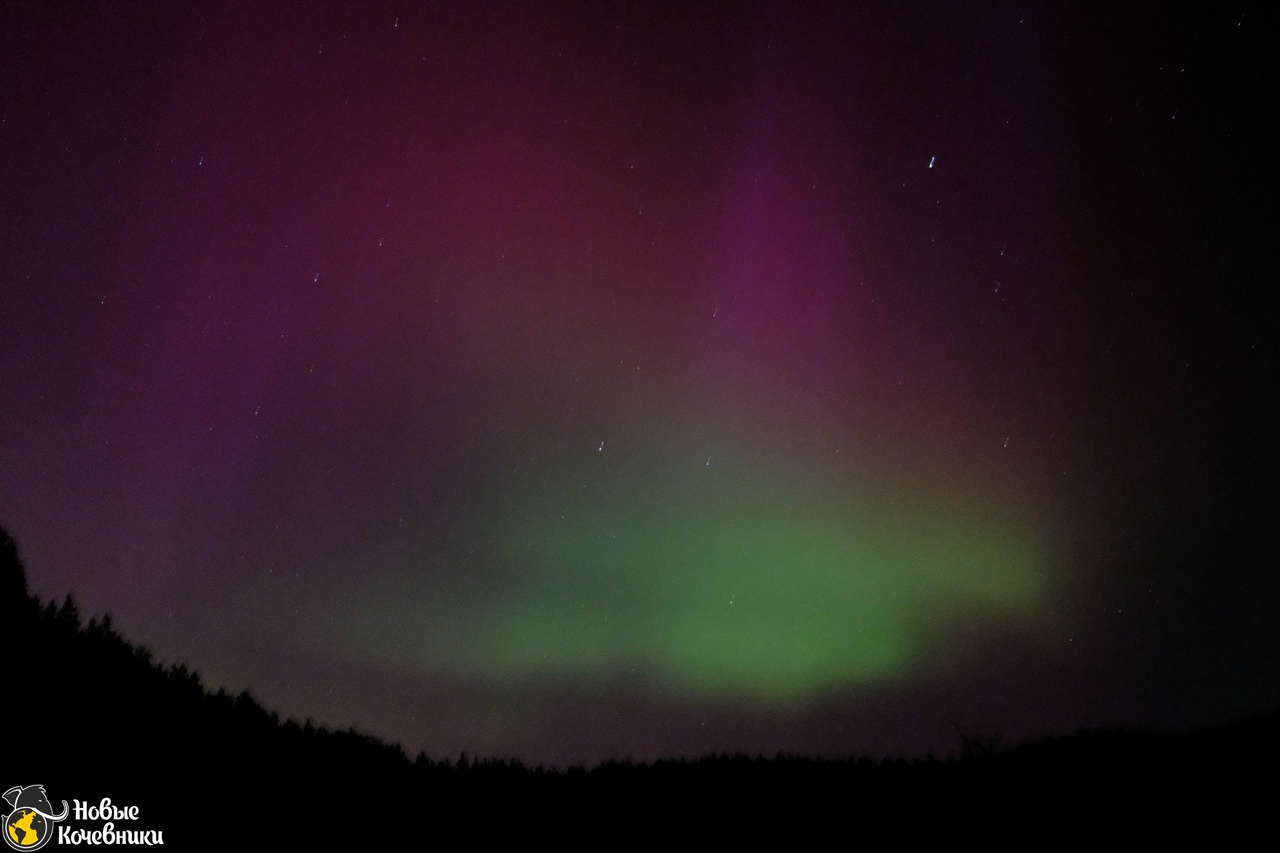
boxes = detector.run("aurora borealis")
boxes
[2,2,1274,765]
[334,423,1049,700]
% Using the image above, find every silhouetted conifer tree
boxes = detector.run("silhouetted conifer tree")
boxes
[0,526,28,602]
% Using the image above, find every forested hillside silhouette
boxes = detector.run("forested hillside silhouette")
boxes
[2,525,1270,842]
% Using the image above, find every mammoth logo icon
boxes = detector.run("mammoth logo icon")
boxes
[3,785,68,851]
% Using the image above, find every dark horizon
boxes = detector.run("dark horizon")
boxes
[1,1,1274,767]
[5,526,1275,763]
[9,533,1273,844]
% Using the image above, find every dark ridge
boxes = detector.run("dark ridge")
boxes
[2,524,1270,843]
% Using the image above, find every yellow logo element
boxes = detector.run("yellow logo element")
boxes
[2,786,67,852]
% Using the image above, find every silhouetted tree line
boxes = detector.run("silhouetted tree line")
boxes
[1,525,1271,843]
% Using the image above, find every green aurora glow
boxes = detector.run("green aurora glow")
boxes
[330,425,1050,704]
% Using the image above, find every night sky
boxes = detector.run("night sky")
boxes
[2,2,1274,766]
